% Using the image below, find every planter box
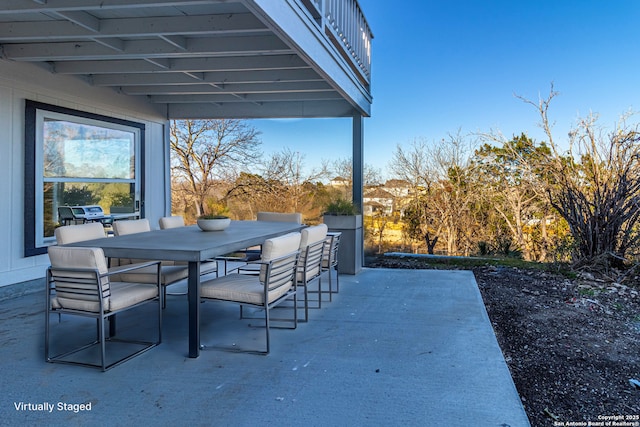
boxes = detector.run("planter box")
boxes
[322,214,363,275]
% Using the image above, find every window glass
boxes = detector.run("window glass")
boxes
[24,101,145,256]
[43,119,135,179]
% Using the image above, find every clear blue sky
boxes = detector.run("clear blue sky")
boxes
[251,0,640,179]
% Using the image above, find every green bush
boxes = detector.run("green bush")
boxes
[324,198,358,215]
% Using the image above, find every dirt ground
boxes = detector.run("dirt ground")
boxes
[366,255,640,427]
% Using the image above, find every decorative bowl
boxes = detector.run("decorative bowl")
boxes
[197,217,231,231]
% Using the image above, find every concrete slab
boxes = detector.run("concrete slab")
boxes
[0,268,530,426]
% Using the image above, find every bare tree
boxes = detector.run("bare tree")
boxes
[432,134,479,256]
[170,119,261,216]
[388,138,439,252]
[225,148,331,221]
[261,148,328,213]
[330,157,382,200]
[522,85,640,269]
[388,138,433,191]
[388,133,477,255]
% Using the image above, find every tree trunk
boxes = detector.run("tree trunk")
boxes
[425,232,438,254]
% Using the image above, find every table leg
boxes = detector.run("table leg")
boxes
[188,261,201,358]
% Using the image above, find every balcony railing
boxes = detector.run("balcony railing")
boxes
[302,0,373,84]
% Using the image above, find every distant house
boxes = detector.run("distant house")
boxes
[364,188,395,215]
[384,179,412,198]
[330,176,351,187]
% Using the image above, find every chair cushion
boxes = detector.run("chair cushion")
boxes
[257,212,302,224]
[118,264,188,286]
[49,246,110,300]
[297,241,324,283]
[174,260,217,275]
[54,222,105,244]
[54,296,104,313]
[48,246,159,313]
[297,225,327,282]
[201,274,292,305]
[200,261,218,275]
[261,232,301,262]
[54,282,158,313]
[113,218,151,236]
[48,246,110,312]
[48,245,109,273]
[108,282,159,311]
[299,224,327,249]
[259,233,301,283]
[159,216,185,229]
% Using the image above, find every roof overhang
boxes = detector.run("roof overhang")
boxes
[0,0,372,119]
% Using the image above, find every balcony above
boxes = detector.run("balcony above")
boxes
[0,0,373,119]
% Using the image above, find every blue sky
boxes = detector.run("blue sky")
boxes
[251,0,640,179]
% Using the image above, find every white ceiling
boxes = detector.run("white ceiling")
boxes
[0,0,372,119]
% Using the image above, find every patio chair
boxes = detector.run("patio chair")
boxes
[199,232,301,354]
[53,223,115,322]
[55,222,107,244]
[233,212,303,275]
[158,215,187,230]
[256,211,302,224]
[158,215,218,277]
[321,232,341,302]
[112,218,153,237]
[57,206,80,226]
[218,211,301,273]
[45,246,162,371]
[294,224,327,322]
[55,222,124,274]
[241,224,326,321]
[112,219,190,308]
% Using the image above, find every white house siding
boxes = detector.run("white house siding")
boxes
[0,60,169,288]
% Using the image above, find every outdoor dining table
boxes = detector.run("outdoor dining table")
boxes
[66,220,305,358]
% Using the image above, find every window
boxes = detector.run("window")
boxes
[25,101,145,256]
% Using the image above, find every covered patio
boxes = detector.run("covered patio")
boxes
[2,2,529,425]
[0,0,371,286]
[2,268,529,426]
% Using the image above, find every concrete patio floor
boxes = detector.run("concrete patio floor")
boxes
[0,268,530,427]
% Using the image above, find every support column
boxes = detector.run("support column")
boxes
[323,114,364,274]
[352,114,364,212]
[352,114,364,273]
[163,120,172,216]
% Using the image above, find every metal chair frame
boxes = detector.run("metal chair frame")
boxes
[201,250,299,354]
[45,261,162,371]
[295,239,326,322]
[57,206,83,226]
[321,232,341,301]
[224,212,301,274]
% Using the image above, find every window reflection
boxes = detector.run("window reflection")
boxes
[43,182,135,238]
[43,119,135,179]
[24,100,144,256]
